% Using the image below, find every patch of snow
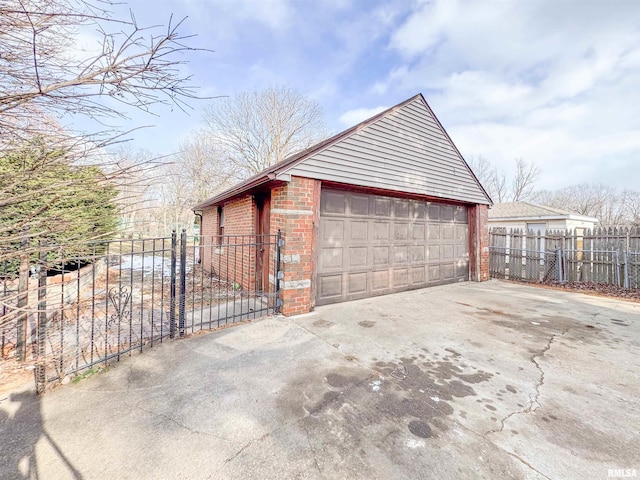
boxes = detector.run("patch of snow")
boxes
[430,396,440,402]
[531,321,540,325]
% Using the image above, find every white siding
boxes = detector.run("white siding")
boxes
[285,98,490,205]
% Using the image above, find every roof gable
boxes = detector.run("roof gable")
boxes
[195,94,491,209]
[282,95,491,205]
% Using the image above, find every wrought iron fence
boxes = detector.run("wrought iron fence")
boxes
[178,232,281,336]
[0,231,282,393]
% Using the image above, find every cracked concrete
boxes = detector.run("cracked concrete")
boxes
[484,328,572,438]
[1,280,639,479]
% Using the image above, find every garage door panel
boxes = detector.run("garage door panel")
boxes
[351,194,370,215]
[374,197,391,217]
[319,247,343,270]
[455,206,468,223]
[393,246,408,264]
[393,223,409,240]
[322,190,347,215]
[410,266,426,285]
[409,245,425,262]
[321,218,344,242]
[456,244,469,258]
[317,189,469,305]
[372,270,390,292]
[456,261,469,277]
[394,199,410,218]
[393,268,409,288]
[347,272,368,296]
[428,265,441,282]
[455,224,468,241]
[443,244,455,260]
[412,201,427,219]
[319,274,342,299]
[427,244,440,261]
[348,246,367,268]
[442,205,455,221]
[443,225,454,240]
[373,222,390,240]
[412,224,426,240]
[372,246,390,266]
[349,221,368,241]
[443,263,455,280]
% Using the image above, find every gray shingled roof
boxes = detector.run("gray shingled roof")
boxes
[489,202,592,219]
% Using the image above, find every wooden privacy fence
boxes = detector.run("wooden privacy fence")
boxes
[489,227,640,288]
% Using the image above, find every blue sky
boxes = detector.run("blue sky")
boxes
[89,0,640,191]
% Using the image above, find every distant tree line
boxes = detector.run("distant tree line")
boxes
[467,156,640,227]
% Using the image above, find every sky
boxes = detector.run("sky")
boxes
[83,0,640,192]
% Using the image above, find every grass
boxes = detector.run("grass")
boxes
[71,365,109,384]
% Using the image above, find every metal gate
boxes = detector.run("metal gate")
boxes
[0,231,282,393]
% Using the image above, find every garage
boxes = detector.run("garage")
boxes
[317,188,469,305]
[197,93,491,316]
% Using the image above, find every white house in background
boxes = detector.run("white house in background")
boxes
[488,202,598,234]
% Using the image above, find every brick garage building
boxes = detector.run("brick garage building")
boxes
[194,94,492,316]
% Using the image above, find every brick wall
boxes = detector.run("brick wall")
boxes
[468,204,490,281]
[478,204,490,281]
[270,176,321,316]
[200,196,257,289]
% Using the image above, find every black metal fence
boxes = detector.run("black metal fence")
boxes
[489,228,640,287]
[0,231,282,393]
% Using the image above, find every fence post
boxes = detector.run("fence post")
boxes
[556,248,565,284]
[275,230,283,313]
[179,229,187,337]
[35,246,47,394]
[16,230,29,362]
[169,230,177,339]
[623,251,629,289]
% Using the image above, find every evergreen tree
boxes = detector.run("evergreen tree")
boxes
[0,139,118,268]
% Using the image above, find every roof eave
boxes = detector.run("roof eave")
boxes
[193,173,276,211]
[488,214,598,222]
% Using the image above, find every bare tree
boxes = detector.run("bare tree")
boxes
[467,156,539,203]
[533,183,634,226]
[1,0,204,143]
[202,86,328,177]
[466,155,492,187]
[511,158,541,201]
[0,0,208,251]
[149,134,235,234]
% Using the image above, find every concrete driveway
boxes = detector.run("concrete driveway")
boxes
[1,280,639,479]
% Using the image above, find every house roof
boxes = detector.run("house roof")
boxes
[194,93,492,210]
[488,202,598,223]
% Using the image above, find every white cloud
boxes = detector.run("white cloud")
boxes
[339,106,388,126]
[178,0,293,30]
[376,0,640,190]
